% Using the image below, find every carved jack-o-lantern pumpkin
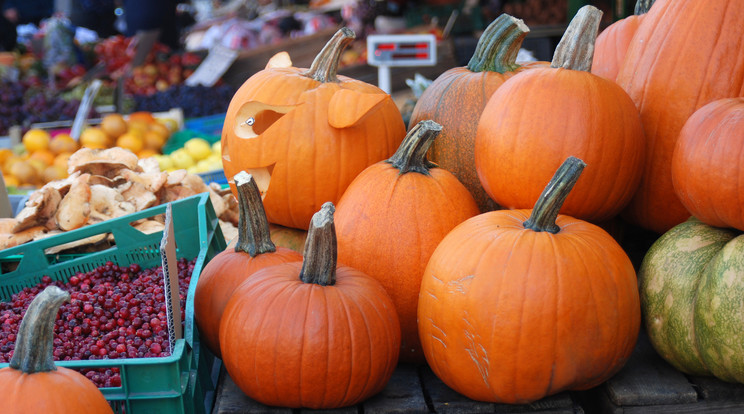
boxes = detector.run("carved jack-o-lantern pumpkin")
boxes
[222,28,406,230]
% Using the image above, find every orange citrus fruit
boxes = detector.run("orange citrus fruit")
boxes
[0,148,14,165]
[10,160,39,186]
[101,113,128,139]
[80,127,110,149]
[22,129,51,153]
[116,132,144,154]
[143,130,167,151]
[128,111,156,124]
[29,149,55,166]
[137,149,159,159]
[3,155,23,175]
[54,152,72,170]
[42,164,68,182]
[3,175,19,187]
[49,133,80,155]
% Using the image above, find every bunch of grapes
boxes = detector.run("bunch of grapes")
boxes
[133,84,236,118]
[21,91,98,127]
[0,81,27,135]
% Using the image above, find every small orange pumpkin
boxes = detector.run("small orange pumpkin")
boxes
[418,157,640,403]
[335,120,480,363]
[475,6,645,222]
[194,171,302,358]
[221,28,406,230]
[219,203,400,409]
[0,286,114,414]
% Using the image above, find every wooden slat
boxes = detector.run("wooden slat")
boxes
[420,366,495,414]
[601,331,698,406]
[212,369,292,414]
[363,364,429,414]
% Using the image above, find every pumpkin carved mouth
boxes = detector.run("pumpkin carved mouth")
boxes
[247,164,275,198]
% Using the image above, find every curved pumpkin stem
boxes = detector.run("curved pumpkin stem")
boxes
[551,5,602,72]
[387,120,441,175]
[523,157,586,234]
[635,0,656,15]
[300,202,337,286]
[10,285,70,373]
[233,171,276,257]
[467,14,530,73]
[303,27,355,83]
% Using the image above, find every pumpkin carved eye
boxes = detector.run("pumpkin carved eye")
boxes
[234,102,294,139]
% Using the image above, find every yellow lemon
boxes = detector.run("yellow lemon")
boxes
[22,129,51,153]
[184,138,212,161]
[170,149,194,170]
[155,155,175,171]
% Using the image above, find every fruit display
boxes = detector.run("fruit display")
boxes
[0,147,240,251]
[133,84,236,118]
[0,259,196,389]
[221,27,406,231]
[156,138,222,175]
[0,285,114,413]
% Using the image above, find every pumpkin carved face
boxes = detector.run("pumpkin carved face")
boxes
[222,29,406,230]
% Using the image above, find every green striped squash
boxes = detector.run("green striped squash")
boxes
[639,218,744,383]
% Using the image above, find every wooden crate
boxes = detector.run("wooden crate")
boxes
[213,364,584,414]
[577,331,744,413]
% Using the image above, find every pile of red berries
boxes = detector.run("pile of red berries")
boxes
[0,258,196,387]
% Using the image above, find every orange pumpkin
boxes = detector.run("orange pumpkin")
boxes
[672,98,744,231]
[0,286,114,414]
[475,6,645,223]
[194,171,302,358]
[591,0,655,81]
[409,14,546,212]
[219,203,400,409]
[616,0,744,233]
[335,121,480,364]
[418,157,640,403]
[221,28,406,230]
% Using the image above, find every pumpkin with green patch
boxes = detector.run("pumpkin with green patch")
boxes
[639,218,744,383]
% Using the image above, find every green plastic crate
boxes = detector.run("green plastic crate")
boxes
[0,193,227,414]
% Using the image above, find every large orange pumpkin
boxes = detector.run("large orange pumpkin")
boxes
[672,98,744,231]
[418,157,640,403]
[219,203,400,409]
[475,6,645,223]
[616,0,744,233]
[194,171,302,358]
[409,14,546,212]
[0,286,114,414]
[335,121,480,364]
[221,28,406,230]
[591,0,655,81]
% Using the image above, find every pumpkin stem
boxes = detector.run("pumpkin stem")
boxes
[551,5,602,72]
[635,0,655,15]
[233,171,276,257]
[300,202,337,286]
[10,285,70,373]
[303,27,355,83]
[523,157,586,233]
[387,120,441,175]
[467,14,530,73]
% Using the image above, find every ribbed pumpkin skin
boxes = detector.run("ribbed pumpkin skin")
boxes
[591,15,643,81]
[672,98,744,231]
[410,63,544,212]
[639,218,744,383]
[475,68,645,222]
[616,0,744,233]
[194,246,302,358]
[219,262,401,409]
[418,210,640,403]
[221,67,405,230]
[335,158,480,363]
[0,368,113,414]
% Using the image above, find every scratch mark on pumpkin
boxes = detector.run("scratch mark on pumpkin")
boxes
[429,319,447,338]
[430,273,445,284]
[425,288,438,301]
[430,334,447,348]
[462,311,489,386]
[447,275,475,295]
